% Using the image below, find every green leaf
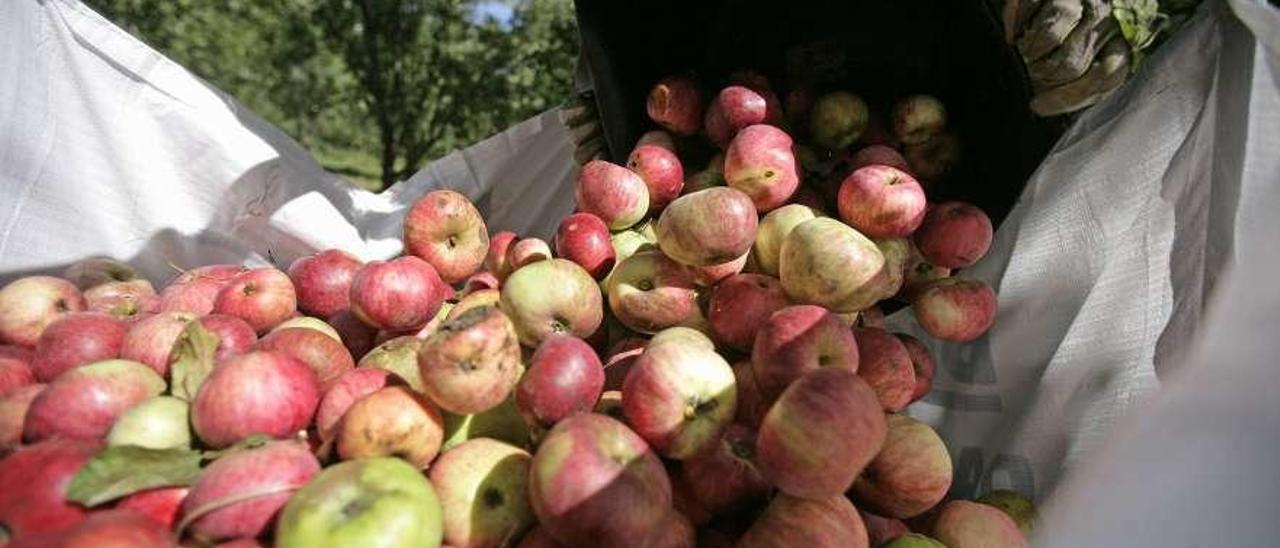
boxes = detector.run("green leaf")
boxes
[66,446,203,507]
[169,319,220,402]
[1113,0,1163,63]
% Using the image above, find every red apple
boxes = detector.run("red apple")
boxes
[627,144,684,211]
[753,204,821,277]
[708,274,790,352]
[403,190,489,284]
[605,249,700,334]
[838,165,927,238]
[24,359,164,442]
[327,309,377,359]
[447,288,499,323]
[913,278,997,342]
[116,487,188,530]
[181,440,320,542]
[461,271,500,295]
[756,368,886,498]
[899,245,952,302]
[729,70,783,125]
[669,475,712,528]
[516,335,604,432]
[892,95,947,145]
[647,75,703,136]
[622,333,736,459]
[0,438,100,538]
[575,160,650,231]
[157,265,245,315]
[499,259,603,347]
[528,414,672,547]
[0,346,34,397]
[314,368,396,443]
[723,125,800,212]
[335,385,444,469]
[602,337,645,391]
[255,327,354,392]
[0,384,44,454]
[860,510,911,546]
[732,360,771,429]
[913,202,994,269]
[84,280,158,319]
[689,252,748,287]
[120,311,197,377]
[191,350,320,448]
[640,510,697,548]
[516,526,563,548]
[31,312,127,382]
[0,276,85,348]
[809,91,869,151]
[904,132,961,183]
[636,130,676,152]
[738,494,868,548]
[897,334,936,402]
[860,306,887,329]
[287,249,362,318]
[484,231,519,282]
[751,305,859,400]
[430,438,536,548]
[680,423,769,514]
[417,306,522,415]
[29,508,171,547]
[507,237,553,271]
[554,213,615,280]
[778,218,885,312]
[62,257,139,290]
[931,500,1028,548]
[656,187,758,267]
[349,256,446,332]
[198,314,257,361]
[853,414,953,518]
[852,328,916,412]
[212,268,297,334]
[851,145,911,172]
[705,86,770,148]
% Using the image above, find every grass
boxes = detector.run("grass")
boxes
[312,144,385,192]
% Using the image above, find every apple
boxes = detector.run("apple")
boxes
[753,204,821,277]
[287,249,362,319]
[931,500,1028,548]
[0,384,43,454]
[516,334,604,432]
[975,490,1038,536]
[682,166,726,195]
[622,331,736,459]
[899,245,952,302]
[689,252,748,287]
[784,87,815,131]
[669,476,712,529]
[441,391,530,452]
[913,202,994,269]
[778,217,885,312]
[30,312,126,382]
[853,414,952,518]
[605,249,700,334]
[528,414,671,547]
[809,91,869,151]
[884,533,947,547]
[903,132,961,183]
[188,315,254,362]
[270,316,340,341]
[0,276,85,347]
[892,95,947,145]
[708,274,790,352]
[23,359,164,442]
[327,309,378,359]
[357,336,425,392]
[191,350,320,448]
[213,268,297,335]
[462,271,500,295]
[0,438,100,538]
[728,70,783,123]
[913,278,997,342]
[838,165,927,239]
[157,264,245,315]
[349,256,447,332]
[62,257,139,290]
[506,238,553,271]
[861,509,910,546]
[119,311,197,377]
[255,327,355,391]
[116,487,189,530]
[413,301,457,340]
[657,187,758,266]
[336,385,444,469]
[84,279,158,319]
[851,328,916,412]
[106,395,191,450]
[485,231,519,282]
[751,304,859,400]
[897,334,936,402]
[723,125,800,212]
[592,390,625,422]
[756,368,886,498]
[705,86,770,147]
[636,130,676,152]
[182,440,320,542]
[277,457,442,548]
[0,346,34,396]
[404,190,490,285]
[732,360,771,429]
[24,508,173,547]
[516,526,562,548]
[315,368,397,443]
[574,160,650,231]
[602,337,645,391]
[554,213,615,280]
[788,186,826,212]
[680,423,769,514]
[430,438,536,548]
[647,326,714,351]
[500,259,603,347]
[627,144,684,211]
[640,510,697,548]
[647,75,703,136]
[851,145,911,172]
[418,306,522,415]
[859,306,886,328]
[737,494,868,548]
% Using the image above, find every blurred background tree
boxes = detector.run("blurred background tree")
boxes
[88,0,579,191]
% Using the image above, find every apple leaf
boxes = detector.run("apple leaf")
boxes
[169,320,220,401]
[66,446,203,507]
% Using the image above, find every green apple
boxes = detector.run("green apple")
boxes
[441,389,530,452]
[429,438,535,548]
[358,336,426,393]
[884,533,947,547]
[276,457,443,548]
[106,395,191,449]
[976,490,1038,536]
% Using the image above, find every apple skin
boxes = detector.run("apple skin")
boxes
[441,391,530,452]
[575,160,650,231]
[627,144,685,211]
[884,533,947,547]
[404,189,490,285]
[930,500,1028,548]
[705,86,770,148]
[892,95,947,146]
[0,346,35,397]
[507,238,553,270]
[975,490,1038,537]
[181,440,320,542]
[853,414,952,518]
[636,130,676,152]
[106,395,191,450]
[778,218,885,312]
[737,494,868,548]
[669,476,712,529]
[499,259,603,348]
[515,526,562,548]
[62,257,139,290]
[349,256,447,332]
[270,317,343,341]
[0,276,86,347]
[335,385,445,469]
[851,328,916,412]
[753,204,821,277]
[723,125,800,212]
[897,334,936,402]
[418,306,522,415]
[276,456,442,548]
[157,265,246,315]
[605,249,700,334]
[327,309,378,360]
[732,360,771,429]
[357,335,425,392]
[756,368,886,499]
[904,132,961,183]
[680,423,769,515]
[899,245,952,303]
[689,252,748,287]
[212,268,298,335]
[119,311,197,378]
[837,165,927,239]
[708,274,790,352]
[554,213,616,280]
[23,359,165,442]
[861,509,911,546]
[25,508,173,548]
[429,438,536,548]
[287,249,362,319]
[913,202,994,269]
[528,413,672,547]
[116,487,189,530]
[30,312,126,382]
[640,510,697,548]
[809,91,869,151]
[851,145,911,172]
[621,335,737,459]
[314,368,396,443]
[751,305,860,401]
[516,334,604,432]
[602,337,646,391]
[191,350,320,449]
[913,278,997,342]
[0,383,43,454]
[656,187,759,267]
[485,231,519,282]
[647,75,704,136]
[591,390,625,423]
[462,271,500,295]
[198,314,258,362]
[84,279,158,319]
[255,327,354,392]
[0,438,101,538]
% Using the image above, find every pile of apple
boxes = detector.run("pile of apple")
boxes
[0,71,1034,548]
